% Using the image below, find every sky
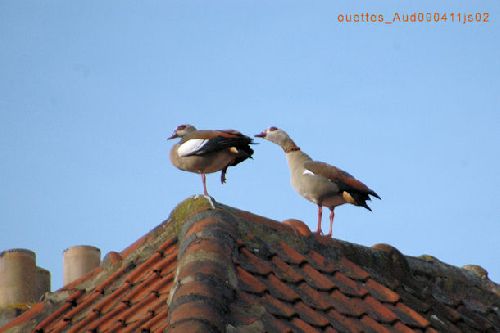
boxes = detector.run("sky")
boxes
[1,1,499,290]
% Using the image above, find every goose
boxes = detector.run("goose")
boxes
[255,126,380,236]
[168,124,254,196]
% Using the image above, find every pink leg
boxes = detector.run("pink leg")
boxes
[327,208,335,237]
[201,174,208,196]
[316,204,323,235]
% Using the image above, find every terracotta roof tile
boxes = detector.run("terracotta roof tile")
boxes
[172,280,221,302]
[262,293,296,318]
[487,311,500,329]
[363,295,399,323]
[144,305,169,332]
[456,304,494,331]
[295,282,334,311]
[427,313,463,333]
[431,301,462,323]
[295,301,330,327]
[237,246,273,275]
[118,291,157,323]
[94,283,132,313]
[330,271,369,297]
[307,250,337,273]
[398,289,432,313]
[338,256,370,280]
[271,255,305,283]
[290,317,322,333]
[302,263,337,291]
[264,273,301,302]
[324,326,339,333]
[66,310,99,333]
[229,291,267,327]
[0,303,45,333]
[425,327,439,333]
[278,241,308,265]
[169,299,224,331]
[393,321,419,333]
[94,260,136,293]
[2,197,498,333]
[181,238,230,261]
[261,313,295,333]
[33,298,73,331]
[365,278,400,303]
[327,308,365,333]
[177,259,229,284]
[391,302,430,328]
[30,234,178,333]
[168,320,218,333]
[282,219,312,237]
[360,315,392,333]
[87,302,128,331]
[126,251,163,283]
[329,289,365,316]
[184,216,223,236]
[236,265,267,294]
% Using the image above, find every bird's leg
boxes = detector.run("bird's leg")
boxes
[326,208,335,237]
[220,167,228,184]
[316,204,323,235]
[201,173,208,196]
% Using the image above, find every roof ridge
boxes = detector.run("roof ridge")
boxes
[166,208,239,332]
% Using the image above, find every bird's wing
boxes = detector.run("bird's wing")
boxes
[303,161,380,199]
[178,130,253,157]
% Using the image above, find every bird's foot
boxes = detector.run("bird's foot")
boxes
[203,194,216,209]
[220,169,227,184]
[193,194,216,209]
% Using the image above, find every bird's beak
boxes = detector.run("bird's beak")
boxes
[254,131,266,138]
[167,133,178,140]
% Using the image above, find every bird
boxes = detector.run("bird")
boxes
[168,124,254,196]
[255,126,380,237]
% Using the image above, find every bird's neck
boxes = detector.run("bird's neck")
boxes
[279,137,300,153]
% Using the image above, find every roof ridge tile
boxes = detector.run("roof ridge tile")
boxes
[166,208,239,332]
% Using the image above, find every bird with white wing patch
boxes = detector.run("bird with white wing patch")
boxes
[168,124,254,196]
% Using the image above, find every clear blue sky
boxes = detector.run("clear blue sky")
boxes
[1,1,498,290]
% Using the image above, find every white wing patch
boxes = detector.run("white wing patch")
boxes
[178,139,209,157]
[303,169,315,176]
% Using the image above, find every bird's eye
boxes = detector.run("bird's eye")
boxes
[177,125,187,130]
[269,126,278,131]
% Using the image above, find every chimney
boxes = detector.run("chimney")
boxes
[35,267,51,300]
[63,245,100,286]
[0,249,37,308]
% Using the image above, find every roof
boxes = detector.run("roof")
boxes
[1,196,499,333]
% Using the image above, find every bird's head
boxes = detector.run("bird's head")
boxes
[168,124,196,140]
[254,126,290,145]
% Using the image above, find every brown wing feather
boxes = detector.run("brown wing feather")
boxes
[180,129,254,159]
[304,161,380,200]
[181,129,244,142]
